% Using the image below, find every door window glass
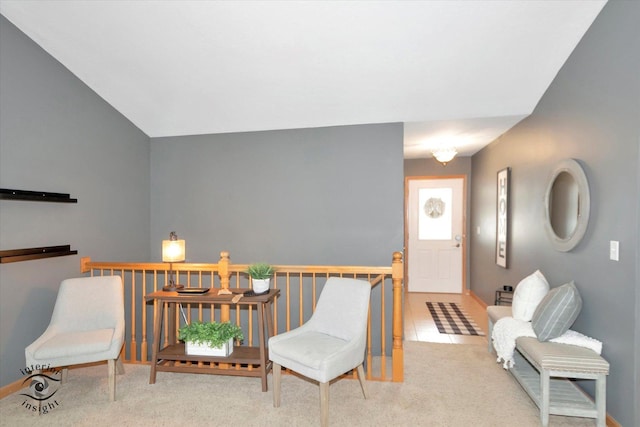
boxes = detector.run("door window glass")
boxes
[418,188,452,240]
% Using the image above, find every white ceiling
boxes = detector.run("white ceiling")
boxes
[0,1,606,159]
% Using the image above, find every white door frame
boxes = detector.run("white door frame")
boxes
[404,175,467,293]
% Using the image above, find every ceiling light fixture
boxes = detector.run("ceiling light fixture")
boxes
[432,147,458,166]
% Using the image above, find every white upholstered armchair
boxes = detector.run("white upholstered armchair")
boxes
[25,276,125,401]
[268,277,371,427]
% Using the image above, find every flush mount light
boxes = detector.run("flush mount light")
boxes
[432,147,458,166]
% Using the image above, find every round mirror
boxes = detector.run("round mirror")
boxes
[543,159,590,252]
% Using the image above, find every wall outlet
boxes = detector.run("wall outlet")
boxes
[609,240,619,261]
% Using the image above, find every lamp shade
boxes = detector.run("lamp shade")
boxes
[162,236,185,262]
[432,147,457,165]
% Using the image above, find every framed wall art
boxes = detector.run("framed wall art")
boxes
[496,167,510,268]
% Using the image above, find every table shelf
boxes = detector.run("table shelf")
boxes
[495,289,513,305]
[158,343,263,364]
[511,349,599,421]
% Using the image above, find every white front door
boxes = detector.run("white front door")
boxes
[407,177,465,293]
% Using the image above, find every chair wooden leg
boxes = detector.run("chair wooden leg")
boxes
[272,362,281,408]
[108,359,116,401]
[356,364,368,399]
[116,357,125,375]
[320,381,329,427]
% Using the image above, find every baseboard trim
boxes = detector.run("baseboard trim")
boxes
[469,289,488,309]
[606,413,621,427]
[0,378,25,399]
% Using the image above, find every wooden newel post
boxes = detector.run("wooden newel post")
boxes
[80,256,91,274]
[219,251,231,322]
[391,251,404,382]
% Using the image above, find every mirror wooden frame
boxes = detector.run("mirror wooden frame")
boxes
[543,158,590,252]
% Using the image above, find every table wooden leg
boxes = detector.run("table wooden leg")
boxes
[258,302,267,391]
[265,301,274,340]
[168,302,176,345]
[149,301,163,384]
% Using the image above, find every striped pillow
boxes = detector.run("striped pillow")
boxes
[532,281,582,341]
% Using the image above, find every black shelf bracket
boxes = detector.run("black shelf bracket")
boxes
[0,188,77,203]
[0,245,78,264]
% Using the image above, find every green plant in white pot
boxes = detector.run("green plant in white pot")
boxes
[246,263,275,294]
[178,321,243,357]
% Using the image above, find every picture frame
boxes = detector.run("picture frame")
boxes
[496,167,510,268]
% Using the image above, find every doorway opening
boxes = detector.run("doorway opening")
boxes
[403,176,483,343]
[405,176,466,294]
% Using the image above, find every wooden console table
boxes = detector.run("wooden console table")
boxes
[145,288,279,391]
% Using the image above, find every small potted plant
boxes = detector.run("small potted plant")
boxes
[246,262,275,294]
[178,321,244,357]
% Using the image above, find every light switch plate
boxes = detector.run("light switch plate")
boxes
[609,241,619,261]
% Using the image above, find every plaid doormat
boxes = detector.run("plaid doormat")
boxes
[426,302,485,336]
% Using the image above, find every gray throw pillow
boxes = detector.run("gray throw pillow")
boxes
[531,281,582,341]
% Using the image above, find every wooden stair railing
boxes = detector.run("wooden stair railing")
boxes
[81,251,404,382]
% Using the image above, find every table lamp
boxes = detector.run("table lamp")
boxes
[162,231,185,291]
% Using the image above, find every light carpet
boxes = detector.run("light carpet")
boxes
[0,342,597,426]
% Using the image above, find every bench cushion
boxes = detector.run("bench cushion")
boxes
[516,337,609,374]
[33,329,115,360]
[487,305,512,324]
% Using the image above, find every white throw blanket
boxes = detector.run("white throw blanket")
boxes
[491,316,602,369]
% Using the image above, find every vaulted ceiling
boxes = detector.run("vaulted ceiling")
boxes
[0,1,607,158]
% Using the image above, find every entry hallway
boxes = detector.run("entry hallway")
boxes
[404,292,489,345]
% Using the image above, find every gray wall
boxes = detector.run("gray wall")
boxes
[404,155,471,178]
[469,2,639,426]
[0,16,150,387]
[0,10,404,387]
[150,124,405,356]
[150,124,404,266]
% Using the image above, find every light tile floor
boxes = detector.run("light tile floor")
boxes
[404,291,489,345]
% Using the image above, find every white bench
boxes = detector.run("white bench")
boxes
[487,306,609,427]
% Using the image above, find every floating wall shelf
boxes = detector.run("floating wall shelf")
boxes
[0,188,77,203]
[0,188,78,262]
[0,245,78,264]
